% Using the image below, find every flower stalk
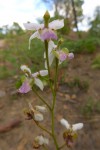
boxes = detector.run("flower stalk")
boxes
[18,10,83,150]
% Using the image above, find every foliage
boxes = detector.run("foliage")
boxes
[81,97,100,117]
[42,0,84,31]
[89,6,100,37]
[67,77,89,92]
[62,37,100,53]
[92,54,100,69]
[0,22,24,39]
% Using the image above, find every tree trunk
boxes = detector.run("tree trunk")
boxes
[71,0,81,38]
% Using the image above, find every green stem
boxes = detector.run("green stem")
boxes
[51,58,59,149]
[45,40,51,79]
[45,40,59,149]
[34,120,52,136]
[44,40,54,96]
[32,87,51,111]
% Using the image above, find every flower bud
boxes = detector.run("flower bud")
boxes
[43,11,50,21]
[68,53,74,59]
[43,11,50,28]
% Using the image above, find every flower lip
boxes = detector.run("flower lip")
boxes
[40,28,57,40]
[18,80,31,94]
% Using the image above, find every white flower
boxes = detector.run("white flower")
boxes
[24,19,64,49]
[19,66,48,91]
[60,118,83,147]
[35,105,47,113]
[60,118,83,131]
[35,135,49,145]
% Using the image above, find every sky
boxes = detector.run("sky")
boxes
[0,0,100,30]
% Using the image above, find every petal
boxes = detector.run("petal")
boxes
[45,60,47,69]
[48,40,57,54]
[39,70,48,76]
[29,31,40,49]
[40,28,57,40]
[23,23,44,30]
[49,53,55,66]
[72,123,83,131]
[18,81,31,93]
[28,103,35,112]
[20,65,31,74]
[60,118,70,129]
[34,112,44,122]
[32,72,39,78]
[35,105,47,113]
[34,78,44,90]
[49,19,64,30]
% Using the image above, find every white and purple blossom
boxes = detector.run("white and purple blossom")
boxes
[60,118,83,131]
[44,40,74,68]
[18,65,48,93]
[60,118,83,147]
[24,19,64,49]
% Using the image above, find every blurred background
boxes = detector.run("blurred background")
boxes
[0,0,100,150]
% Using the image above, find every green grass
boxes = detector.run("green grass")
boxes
[0,32,100,79]
[81,97,100,117]
[92,54,100,69]
[66,77,89,92]
[0,33,45,79]
[62,37,100,54]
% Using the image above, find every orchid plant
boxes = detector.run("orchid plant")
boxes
[18,11,83,150]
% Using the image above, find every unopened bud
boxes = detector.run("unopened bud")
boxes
[43,11,50,28]
[58,38,64,46]
[43,11,50,21]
